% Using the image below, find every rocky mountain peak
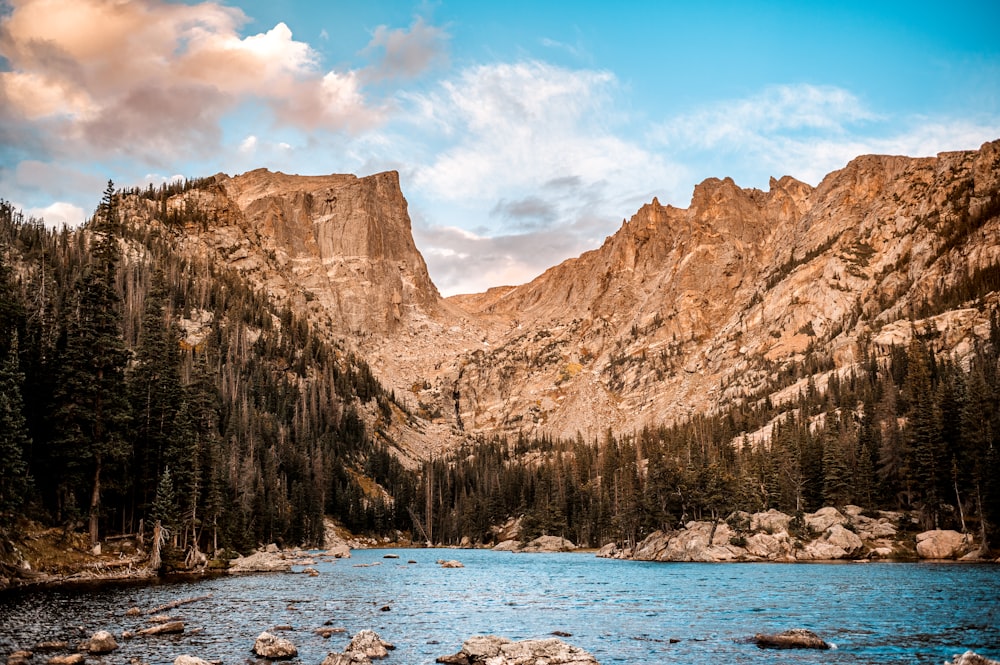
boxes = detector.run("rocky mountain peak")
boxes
[133,168,442,338]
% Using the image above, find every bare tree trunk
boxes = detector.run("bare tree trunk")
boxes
[954,475,967,533]
[151,520,162,571]
[89,454,102,547]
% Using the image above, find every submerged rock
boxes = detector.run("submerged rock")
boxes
[436,635,599,664]
[252,632,298,659]
[752,629,831,650]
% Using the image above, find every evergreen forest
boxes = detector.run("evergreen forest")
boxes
[0,183,416,561]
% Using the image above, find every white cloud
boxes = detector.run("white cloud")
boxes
[650,84,1000,186]
[239,135,258,154]
[25,201,87,229]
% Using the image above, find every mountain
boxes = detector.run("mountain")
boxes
[123,141,1000,447]
[437,142,1000,439]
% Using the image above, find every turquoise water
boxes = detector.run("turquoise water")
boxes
[1,549,998,664]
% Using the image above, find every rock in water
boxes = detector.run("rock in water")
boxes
[46,656,85,665]
[753,629,831,650]
[174,657,212,665]
[138,621,185,636]
[437,635,599,664]
[86,630,118,654]
[345,630,395,659]
[253,632,298,659]
[321,654,370,665]
[438,559,464,568]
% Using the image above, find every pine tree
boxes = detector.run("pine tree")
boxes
[128,272,183,523]
[905,335,944,528]
[0,335,31,527]
[51,181,131,545]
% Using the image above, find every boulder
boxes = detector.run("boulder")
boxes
[228,551,292,573]
[86,630,118,654]
[436,635,599,664]
[596,542,618,558]
[822,524,864,556]
[325,544,352,559]
[633,521,745,562]
[744,532,793,560]
[750,509,792,533]
[438,559,465,568]
[752,629,831,650]
[804,507,848,533]
[174,657,212,665]
[916,530,969,559]
[252,632,298,659]
[491,539,521,552]
[519,536,577,552]
[344,630,394,659]
[796,540,848,560]
[632,530,670,560]
[850,514,898,540]
[947,651,1000,665]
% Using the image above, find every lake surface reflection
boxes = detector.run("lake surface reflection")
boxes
[1,549,998,664]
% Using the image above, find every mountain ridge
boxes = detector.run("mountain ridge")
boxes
[123,140,1000,451]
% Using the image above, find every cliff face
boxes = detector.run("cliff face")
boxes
[131,168,442,338]
[128,141,1000,452]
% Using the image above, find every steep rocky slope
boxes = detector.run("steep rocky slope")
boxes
[425,140,1000,439]
[125,141,1000,451]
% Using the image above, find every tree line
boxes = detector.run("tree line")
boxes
[0,184,415,563]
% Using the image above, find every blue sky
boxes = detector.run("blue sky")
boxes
[1,0,998,295]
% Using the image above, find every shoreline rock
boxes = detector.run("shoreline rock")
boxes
[600,506,986,563]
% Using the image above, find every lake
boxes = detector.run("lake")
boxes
[1,549,998,664]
